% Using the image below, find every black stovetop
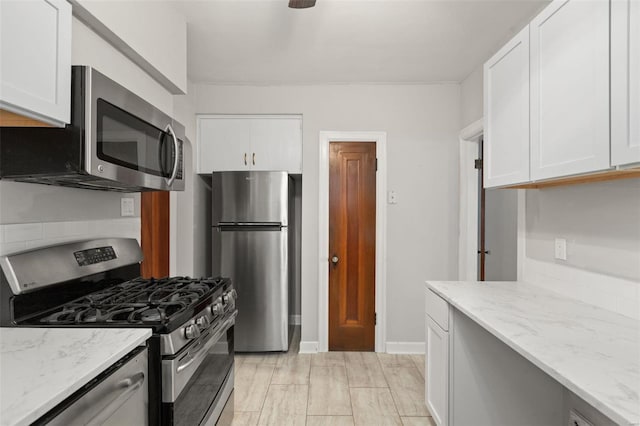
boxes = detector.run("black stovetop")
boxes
[9,275,230,333]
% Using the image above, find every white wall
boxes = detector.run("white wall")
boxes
[187,83,461,347]
[171,81,197,276]
[523,180,640,319]
[460,66,483,127]
[71,0,187,94]
[72,17,174,115]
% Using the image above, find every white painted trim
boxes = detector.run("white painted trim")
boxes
[318,131,388,353]
[299,341,319,353]
[459,119,484,142]
[385,342,425,354]
[458,120,482,281]
[289,315,301,325]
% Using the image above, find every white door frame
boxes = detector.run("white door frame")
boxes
[458,120,483,281]
[458,119,526,281]
[318,131,387,353]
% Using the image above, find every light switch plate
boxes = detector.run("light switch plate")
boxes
[121,198,135,217]
[554,238,567,261]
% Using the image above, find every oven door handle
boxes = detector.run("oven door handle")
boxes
[176,312,237,374]
[85,372,146,426]
[165,123,179,187]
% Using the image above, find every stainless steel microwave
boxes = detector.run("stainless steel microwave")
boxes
[0,66,185,192]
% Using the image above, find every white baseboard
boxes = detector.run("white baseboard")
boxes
[299,341,318,353]
[289,314,301,325]
[385,342,425,354]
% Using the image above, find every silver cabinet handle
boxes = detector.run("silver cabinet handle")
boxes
[244,153,247,165]
[165,124,179,187]
[252,152,255,165]
[86,372,145,426]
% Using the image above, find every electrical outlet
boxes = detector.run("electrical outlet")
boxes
[554,238,567,261]
[121,198,135,217]
[387,190,397,204]
[568,409,593,426]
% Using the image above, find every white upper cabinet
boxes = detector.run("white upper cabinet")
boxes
[483,26,530,188]
[197,115,303,174]
[0,0,71,127]
[611,0,640,166]
[530,0,610,180]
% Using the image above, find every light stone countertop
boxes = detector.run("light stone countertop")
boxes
[0,327,151,426]
[426,280,640,426]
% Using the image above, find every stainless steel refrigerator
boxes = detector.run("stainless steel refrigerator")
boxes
[211,171,292,352]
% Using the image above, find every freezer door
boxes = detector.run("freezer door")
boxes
[212,171,288,225]
[212,226,288,352]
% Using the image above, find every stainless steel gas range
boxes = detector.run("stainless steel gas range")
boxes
[0,238,237,426]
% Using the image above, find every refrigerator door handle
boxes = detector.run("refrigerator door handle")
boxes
[217,222,283,231]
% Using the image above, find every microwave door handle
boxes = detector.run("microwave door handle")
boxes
[165,123,179,187]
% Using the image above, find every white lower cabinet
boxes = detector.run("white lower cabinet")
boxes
[426,315,449,426]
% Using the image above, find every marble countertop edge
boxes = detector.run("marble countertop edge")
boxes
[1,328,152,426]
[425,281,640,426]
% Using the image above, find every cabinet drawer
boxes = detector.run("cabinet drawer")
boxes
[426,289,449,331]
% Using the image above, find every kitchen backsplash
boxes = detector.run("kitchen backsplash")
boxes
[524,178,640,320]
[0,218,140,256]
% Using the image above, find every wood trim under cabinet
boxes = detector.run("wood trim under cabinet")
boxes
[506,168,640,189]
[141,191,170,278]
[0,109,53,127]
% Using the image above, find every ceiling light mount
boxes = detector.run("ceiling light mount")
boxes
[288,0,316,9]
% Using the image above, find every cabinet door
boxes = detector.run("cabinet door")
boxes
[198,117,251,173]
[611,0,640,166]
[0,0,71,126]
[530,0,610,180]
[426,316,449,426]
[249,116,302,173]
[483,26,530,188]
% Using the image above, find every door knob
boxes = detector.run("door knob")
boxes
[331,255,339,264]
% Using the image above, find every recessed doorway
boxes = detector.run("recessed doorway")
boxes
[328,142,377,351]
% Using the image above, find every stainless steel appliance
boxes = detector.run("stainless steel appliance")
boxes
[0,66,185,192]
[0,239,236,425]
[212,171,292,352]
[40,347,149,426]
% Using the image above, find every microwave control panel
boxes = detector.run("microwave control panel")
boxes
[74,246,117,266]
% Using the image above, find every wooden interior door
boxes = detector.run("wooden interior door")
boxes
[329,142,376,351]
[141,191,170,278]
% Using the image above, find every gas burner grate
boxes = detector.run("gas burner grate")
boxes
[33,276,230,327]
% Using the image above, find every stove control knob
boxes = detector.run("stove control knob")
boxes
[196,316,210,330]
[211,302,224,316]
[184,324,201,340]
[224,291,236,309]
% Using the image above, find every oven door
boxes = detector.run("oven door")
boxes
[161,313,236,426]
[84,66,185,191]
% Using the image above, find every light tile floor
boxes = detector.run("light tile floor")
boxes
[233,327,435,426]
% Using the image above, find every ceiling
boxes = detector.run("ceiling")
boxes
[172,0,549,85]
